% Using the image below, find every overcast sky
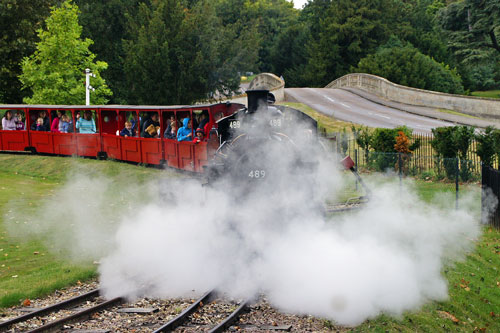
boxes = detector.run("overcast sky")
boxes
[288,0,308,9]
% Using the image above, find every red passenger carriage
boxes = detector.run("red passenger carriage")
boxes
[0,102,243,172]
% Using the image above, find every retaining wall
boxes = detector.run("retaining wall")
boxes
[326,73,500,119]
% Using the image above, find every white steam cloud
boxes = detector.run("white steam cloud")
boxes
[4,112,483,326]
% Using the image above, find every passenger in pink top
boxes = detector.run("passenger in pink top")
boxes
[51,111,63,132]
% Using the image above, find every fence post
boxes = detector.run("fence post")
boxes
[355,149,358,191]
[455,157,459,210]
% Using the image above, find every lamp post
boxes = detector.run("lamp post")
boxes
[85,68,96,105]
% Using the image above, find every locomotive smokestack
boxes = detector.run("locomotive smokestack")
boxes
[246,90,269,114]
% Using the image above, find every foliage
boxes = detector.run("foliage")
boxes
[356,39,464,94]
[122,0,258,105]
[475,126,499,167]
[19,0,111,105]
[368,126,415,171]
[0,0,62,103]
[351,125,372,161]
[437,0,500,90]
[431,126,476,180]
[74,0,142,104]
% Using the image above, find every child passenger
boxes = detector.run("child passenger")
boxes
[193,128,205,143]
[60,115,72,133]
[34,118,45,131]
[120,121,135,137]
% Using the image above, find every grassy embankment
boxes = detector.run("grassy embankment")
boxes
[0,154,178,309]
[471,90,500,99]
[278,101,356,134]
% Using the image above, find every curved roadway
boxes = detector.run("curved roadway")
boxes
[285,88,456,134]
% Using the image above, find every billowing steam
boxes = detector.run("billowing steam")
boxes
[4,111,483,326]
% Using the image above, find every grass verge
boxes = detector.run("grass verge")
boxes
[278,102,357,134]
[0,154,178,310]
[471,90,500,99]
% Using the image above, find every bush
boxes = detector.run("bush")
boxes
[356,41,464,94]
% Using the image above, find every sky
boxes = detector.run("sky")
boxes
[288,0,308,9]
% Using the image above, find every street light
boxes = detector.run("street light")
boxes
[85,68,96,106]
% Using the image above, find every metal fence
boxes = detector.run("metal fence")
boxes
[327,132,489,178]
[482,165,500,229]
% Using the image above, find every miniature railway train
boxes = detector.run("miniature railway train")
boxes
[0,90,319,175]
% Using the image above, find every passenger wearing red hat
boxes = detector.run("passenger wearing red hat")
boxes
[193,128,206,143]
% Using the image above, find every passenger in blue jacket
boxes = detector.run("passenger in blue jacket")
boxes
[177,118,192,142]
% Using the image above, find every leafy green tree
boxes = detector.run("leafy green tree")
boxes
[438,0,500,90]
[19,0,111,105]
[356,39,464,94]
[301,0,410,86]
[75,0,142,104]
[123,0,257,105]
[0,0,62,103]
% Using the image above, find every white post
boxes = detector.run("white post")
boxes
[85,68,91,106]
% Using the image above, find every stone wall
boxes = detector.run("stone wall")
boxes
[225,73,285,106]
[326,73,500,119]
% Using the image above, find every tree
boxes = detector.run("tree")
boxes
[19,0,111,105]
[438,0,500,90]
[74,0,142,104]
[122,0,258,105]
[356,39,464,94]
[300,0,410,86]
[0,0,62,103]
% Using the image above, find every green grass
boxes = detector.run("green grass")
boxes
[438,108,480,119]
[347,227,500,332]
[0,154,180,310]
[278,102,358,134]
[240,74,257,83]
[471,90,500,99]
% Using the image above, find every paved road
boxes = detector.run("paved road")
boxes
[285,87,456,134]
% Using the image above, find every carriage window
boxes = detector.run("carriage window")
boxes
[1,109,26,131]
[118,111,138,137]
[28,109,50,132]
[140,111,160,138]
[76,110,99,134]
[162,111,176,139]
[176,111,192,142]
[101,110,118,135]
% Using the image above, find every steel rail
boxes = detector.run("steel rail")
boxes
[208,300,249,333]
[26,297,124,333]
[0,288,100,330]
[152,290,214,333]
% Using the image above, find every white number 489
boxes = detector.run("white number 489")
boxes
[248,170,266,178]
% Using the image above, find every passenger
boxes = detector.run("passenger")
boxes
[34,117,45,131]
[193,128,206,143]
[30,111,50,131]
[120,121,135,137]
[177,118,192,142]
[163,116,176,139]
[197,111,209,131]
[51,110,64,132]
[74,111,80,133]
[76,110,96,134]
[15,112,25,130]
[141,113,160,138]
[2,110,17,130]
[164,123,177,140]
[60,114,72,133]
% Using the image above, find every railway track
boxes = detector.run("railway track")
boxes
[154,290,249,332]
[0,289,249,332]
